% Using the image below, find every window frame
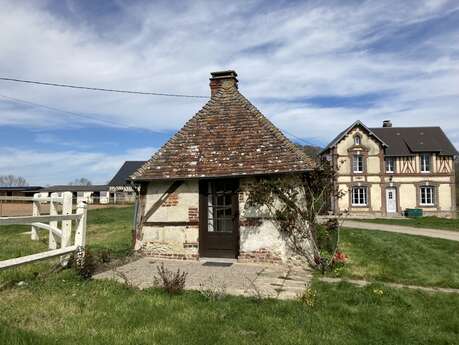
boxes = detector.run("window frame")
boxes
[385,157,395,173]
[354,135,361,146]
[420,153,431,173]
[352,186,368,206]
[352,154,364,173]
[419,186,435,206]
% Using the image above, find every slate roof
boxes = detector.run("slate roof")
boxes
[132,71,314,181]
[321,120,458,157]
[109,161,146,186]
[0,186,42,191]
[320,120,387,154]
[40,185,109,192]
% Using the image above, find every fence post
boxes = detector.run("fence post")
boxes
[31,194,40,240]
[61,192,73,249]
[75,202,87,248]
[48,193,59,249]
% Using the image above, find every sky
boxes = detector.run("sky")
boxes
[0,0,458,185]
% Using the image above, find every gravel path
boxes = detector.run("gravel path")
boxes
[319,277,459,294]
[343,220,459,242]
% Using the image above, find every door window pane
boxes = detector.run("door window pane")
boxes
[207,181,234,232]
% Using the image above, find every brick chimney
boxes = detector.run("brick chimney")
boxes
[209,70,238,97]
[383,120,392,128]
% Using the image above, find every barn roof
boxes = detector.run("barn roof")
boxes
[131,71,314,181]
[109,161,146,186]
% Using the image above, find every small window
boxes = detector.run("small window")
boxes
[385,157,395,173]
[420,186,434,206]
[352,187,368,206]
[77,192,84,197]
[354,135,361,145]
[352,154,364,173]
[420,153,430,173]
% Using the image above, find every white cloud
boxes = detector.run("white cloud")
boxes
[0,0,458,149]
[0,146,156,185]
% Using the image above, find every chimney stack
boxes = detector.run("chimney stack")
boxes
[383,120,392,128]
[209,70,238,97]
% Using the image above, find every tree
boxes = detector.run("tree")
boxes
[0,175,29,187]
[295,144,323,158]
[68,178,92,186]
[246,160,345,272]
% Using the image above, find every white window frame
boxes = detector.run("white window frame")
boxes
[352,187,368,206]
[385,157,395,173]
[420,153,431,173]
[420,186,434,206]
[354,135,361,146]
[352,154,364,173]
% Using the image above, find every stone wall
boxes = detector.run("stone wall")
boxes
[138,177,303,264]
[140,180,199,259]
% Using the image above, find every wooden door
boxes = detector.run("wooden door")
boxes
[199,179,239,258]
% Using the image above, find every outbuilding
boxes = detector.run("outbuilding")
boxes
[130,71,314,263]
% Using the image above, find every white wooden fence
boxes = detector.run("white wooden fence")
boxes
[0,192,87,270]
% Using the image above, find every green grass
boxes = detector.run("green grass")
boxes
[354,216,459,231]
[1,207,459,344]
[0,274,458,345]
[330,228,459,288]
[0,206,134,285]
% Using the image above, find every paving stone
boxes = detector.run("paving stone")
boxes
[95,258,312,299]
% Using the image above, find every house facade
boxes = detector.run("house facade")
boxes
[130,70,314,263]
[321,120,457,218]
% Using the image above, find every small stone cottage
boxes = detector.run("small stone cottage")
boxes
[130,71,314,263]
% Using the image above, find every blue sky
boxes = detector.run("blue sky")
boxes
[0,0,458,185]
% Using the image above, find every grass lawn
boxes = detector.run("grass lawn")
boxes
[330,228,459,288]
[0,206,134,285]
[1,207,459,344]
[1,273,458,345]
[353,216,459,231]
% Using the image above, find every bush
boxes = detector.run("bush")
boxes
[154,263,187,295]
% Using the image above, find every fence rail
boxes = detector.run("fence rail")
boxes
[0,192,87,270]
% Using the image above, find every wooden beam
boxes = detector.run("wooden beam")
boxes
[143,221,199,227]
[0,214,81,225]
[0,196,64,202]
[141,180,183,225]
[0,246,77,270]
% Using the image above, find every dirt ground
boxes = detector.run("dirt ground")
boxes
[0,202,132,217]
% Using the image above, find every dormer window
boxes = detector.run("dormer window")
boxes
[420,153,431,173]
[354,135,361,146]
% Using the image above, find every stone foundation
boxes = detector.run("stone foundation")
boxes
[238,249,283,264]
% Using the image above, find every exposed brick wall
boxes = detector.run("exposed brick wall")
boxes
[161,192,179,207]
[188,207,199,222]
[238,249,282,264]
[142,252,199,261]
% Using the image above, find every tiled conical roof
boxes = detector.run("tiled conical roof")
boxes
[131,71,314,181]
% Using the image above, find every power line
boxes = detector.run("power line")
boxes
[0,92,318,145]
[0,93,163,133]
[0,77,208,99]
